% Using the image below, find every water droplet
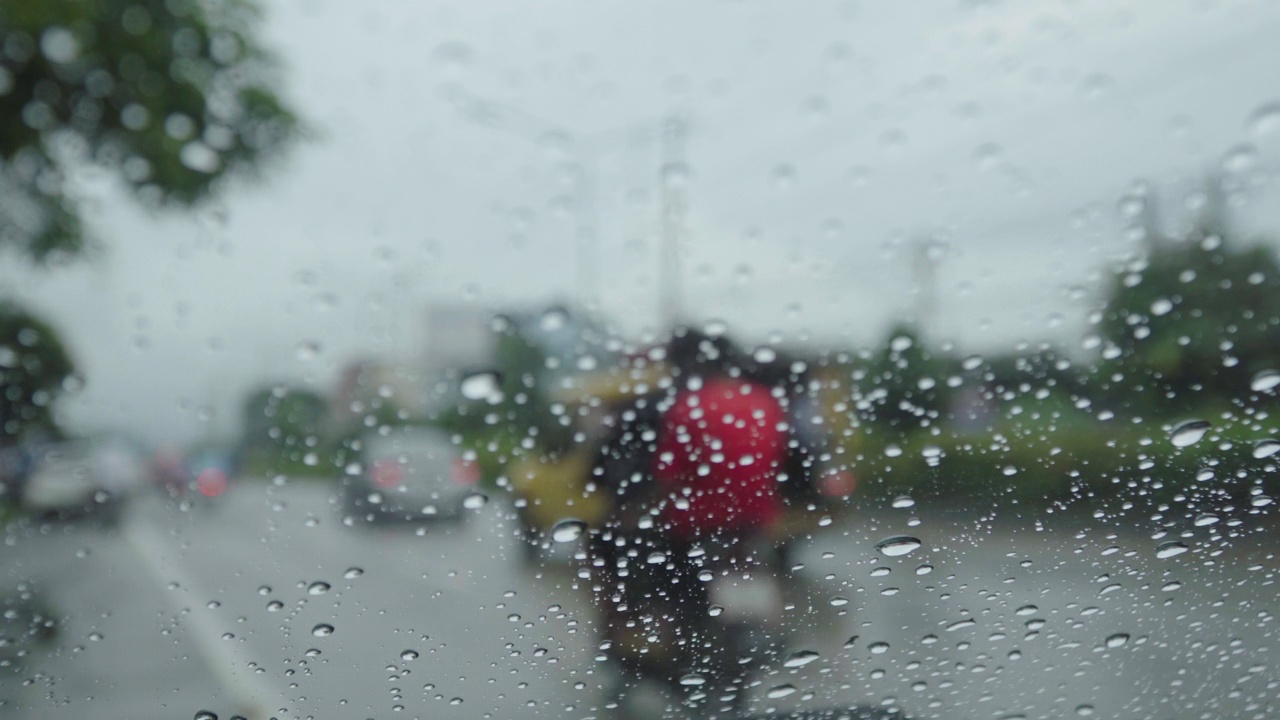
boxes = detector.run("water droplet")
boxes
[266,600,284,612]
[462,492,487,510]
[843,636,859,648]
[1156,541,1189,559]
[868,641,889,654]
[830,596,849,607]
[311,623,334,637]
[1252,440,1280,459]
[550,519,587,543]
[679,674,705,686]
[460,371,502,401]
[875,536,922,557]
[295,340,321,362]
[1105,632,1129,648]
[195,712,218,720]
[708,605,725,617]
[308,581,330,596]
[891,496,915,509]
[946,619,976,632]
[1193,514,1219,527]
[1075,705,1095,717]
[1015,604,1038,616]
[1251,495,1273,508]
[344,567,363,579]
[783,650,820,668]
[1249,101,1280,137]
[401,649,419,661]
[766,684,797,699]
[972,142,1003,170]
[870,566,891,577]
[1170,419,1210,448]
[770,164,798,191]
[915,564,934,575]
[646,552,667,564]
[697,569,714,582]
[258,585,271,595]
[1222,144,1259,174]
[305,648,321,657]
[1161,580,1182,592]
[1251,370,1280,392]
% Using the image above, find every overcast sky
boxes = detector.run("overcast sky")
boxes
[4,0,1280,446]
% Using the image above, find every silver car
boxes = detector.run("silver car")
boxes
[342,426,479,524]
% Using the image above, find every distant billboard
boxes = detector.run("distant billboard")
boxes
[421,305,495,376]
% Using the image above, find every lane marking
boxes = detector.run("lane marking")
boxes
[123,510,290,720]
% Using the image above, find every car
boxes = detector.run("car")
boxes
[341,425,479,524]
[20,442,137,525]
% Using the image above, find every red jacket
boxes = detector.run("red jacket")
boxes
[653,376,787,539]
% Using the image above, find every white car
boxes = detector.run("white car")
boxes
[22,442,141,524]
[341,426,479,524]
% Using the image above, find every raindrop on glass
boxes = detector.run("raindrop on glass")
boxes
[307,581,330,596]
[766,684,797,699]
[1155,541,1189,559]
[783,650,820,668]
[460,371,502,401]
[1252,440,1280,459]
[1105,632,1129,648]
[1169,420,1210,448]
[550,518,587,543]
[1251,370,1280,393]
[891,496,915,509]
[401,649,419,661]
[312,623,335,637]
[875,536,922,557]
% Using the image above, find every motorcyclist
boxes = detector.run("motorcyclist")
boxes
[590,327,792,717]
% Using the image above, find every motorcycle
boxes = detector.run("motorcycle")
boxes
[593,530,789,719]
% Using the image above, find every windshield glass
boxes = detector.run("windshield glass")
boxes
[2,2,1279,719]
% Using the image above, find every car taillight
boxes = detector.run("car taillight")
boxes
[371,459,403,488]
[197,468,228,497]
[452,458,480,485]
[819,469,856,498]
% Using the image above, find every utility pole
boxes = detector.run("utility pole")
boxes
[910,237,941,341]
[659,116,688,329]
[576,156,600,315]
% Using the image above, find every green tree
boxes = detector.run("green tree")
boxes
[1095,181,1280,413]
[0,0,297,260]
[241,384,326,449]
[0,302,75,443]
[862,323,953,432]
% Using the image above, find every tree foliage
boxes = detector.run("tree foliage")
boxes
[0,0,297,261]
[0,302,74,442]
[1095,183,1280,413]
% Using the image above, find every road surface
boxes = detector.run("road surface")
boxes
[0,480,1276,719]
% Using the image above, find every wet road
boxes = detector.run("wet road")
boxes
[0,480,1277,720]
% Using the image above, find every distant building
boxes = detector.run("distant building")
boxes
[420,304,495,377]
[330,360,427,432]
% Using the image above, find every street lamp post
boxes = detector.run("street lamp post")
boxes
[448,90,663,320]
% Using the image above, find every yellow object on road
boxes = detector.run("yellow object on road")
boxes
[509,449,610,532]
